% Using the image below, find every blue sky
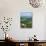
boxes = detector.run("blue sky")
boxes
[21,12,32,17]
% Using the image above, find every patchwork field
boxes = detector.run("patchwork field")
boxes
[20,16,32,28]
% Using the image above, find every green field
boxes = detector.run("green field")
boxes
[20,16,32,28]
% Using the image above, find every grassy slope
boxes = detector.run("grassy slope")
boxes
[20,16,32,28]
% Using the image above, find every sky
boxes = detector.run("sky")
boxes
[21,12,32,17]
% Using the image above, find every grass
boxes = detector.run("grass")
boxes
[20,16,32,28]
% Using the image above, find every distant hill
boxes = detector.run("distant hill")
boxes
[21,16,32,21]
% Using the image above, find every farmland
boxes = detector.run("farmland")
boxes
[20,16,32,28]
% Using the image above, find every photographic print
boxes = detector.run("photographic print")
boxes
[20,12,32,28]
